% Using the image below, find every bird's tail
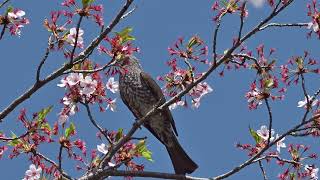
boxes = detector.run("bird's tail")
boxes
[166,136,198,174]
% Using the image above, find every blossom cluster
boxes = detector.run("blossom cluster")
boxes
[237,125,319,180]
[0,8,29,38]
[57,67,118,124]
[158,36,213,109]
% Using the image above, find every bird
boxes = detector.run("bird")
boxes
[116,55,198,174]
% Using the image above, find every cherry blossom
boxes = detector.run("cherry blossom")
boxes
[189,82,213,108]
[58,114,69,125]
[106,77,119,93]
[57,73,82,87]
[22,164,42,180]
[169,100,185,110]
[106,98,116,112]
[79,75,98,96]
[308,21,319,33]
[62,96,77,115]
[66,27,84,48]
[275,134,286,153]
[305,165,319,180]
[297,95,318,108]
[4,9,30,37]
[256,125,274,141]
[97,143,108,154]
[8,10,26,19]
[191,97,201,109]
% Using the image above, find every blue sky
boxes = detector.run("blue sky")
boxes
[0,0,319,179]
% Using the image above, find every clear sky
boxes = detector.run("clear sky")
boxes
[0,0,319,179]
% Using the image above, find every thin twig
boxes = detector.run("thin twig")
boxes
[69,16,84,63]
[259,22,309,31]
[32,150,72,180]
[237,2,246,42]
[66,56,116,74]
[212,13,226,64]
[258,161,268,180]
[82,103,113,144]
[58,144,63,171]
[36,35,53,82]
[0,23,7,40]
[0,0,9,9]
[265,99,273,145]
[0,130,33,141]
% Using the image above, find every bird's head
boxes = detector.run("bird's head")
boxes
[114,55,142,72]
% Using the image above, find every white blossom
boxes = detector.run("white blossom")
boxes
[169,100,185,110]
[275,134,286,153]
[256,125,275,141]
[66,28,84,48]
[8,10,25,19]
[80,75,97,96]
[106,77,119,93]
[305,165,319,180]
[297,95,318,108]
[106,98,117,112]
[22,164,42,180]
[97,143,109,154]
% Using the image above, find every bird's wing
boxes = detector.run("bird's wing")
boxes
[119,83,144,119]
[140,72,178,136]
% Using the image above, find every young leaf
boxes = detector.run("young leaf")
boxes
[115,128,123,142]
[5,6,13,14]
[37,106,53,124]
[264,78,274,88]
[82,0,95,7]
[65,122,76,139]
[115,27,135,44]
[7,132,22,147]
[135,140,153,162]
[249,127,262,144]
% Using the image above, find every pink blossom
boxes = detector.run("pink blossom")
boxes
[256,125,275,141]
[97,143,108,154]
[297,95,318,108]
[80,75,97,96]
[106,98,116,112]
[106,77,119,93]
[66,28,84,48]
[22,164,42,180]
[275,134,286,153]
[8,10,26,19]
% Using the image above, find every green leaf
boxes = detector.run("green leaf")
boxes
[142,150,153,162]
[6,6,13,14]
[115,27,135,44]
[65,122,76,139]
[264,78,274,88]
[7,132,21,147]
[221,0,228,7]
[135,140,153,162]
[249,127,261,144]
[115,128,123,142]
[187,37,198,49]
[82,0,95,7]
[41,122,51,132]
[295,57,304,68]
[37,106,53,124]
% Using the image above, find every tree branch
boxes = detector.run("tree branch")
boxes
[79,170,210,180]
